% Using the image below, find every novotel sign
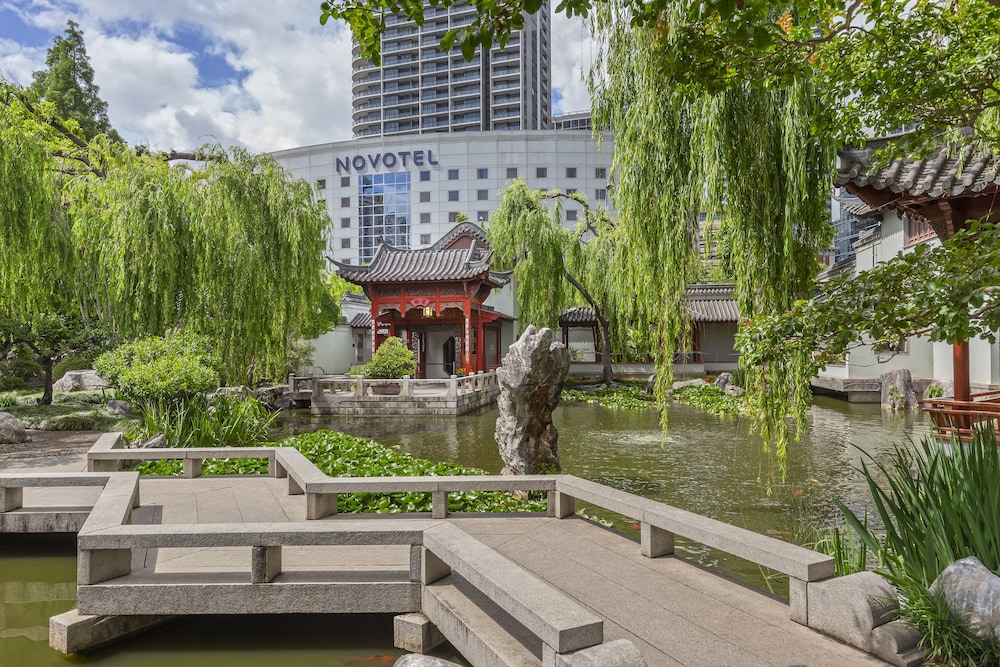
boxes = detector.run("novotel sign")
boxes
[335,149,440,174]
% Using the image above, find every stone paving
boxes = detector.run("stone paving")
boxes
[0,450,890,666]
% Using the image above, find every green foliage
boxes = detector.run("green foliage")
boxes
[0,393,15,407]
[0,358,42,382]
[298,272,350,340]
[837,427,1000,663]
[561,385,656,410]
[672,384,748,416]
[363,336,416,379]
[4,398,126,431]
[94,333,221,405]
[132,396,275,449]
[136,430,548,514]
[28,20,122,143]
[740,222,1000,473]
[925,384,945,400]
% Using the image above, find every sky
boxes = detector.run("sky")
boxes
[0,0,595,153]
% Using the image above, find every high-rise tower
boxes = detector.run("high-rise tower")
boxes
[351,2,551,137]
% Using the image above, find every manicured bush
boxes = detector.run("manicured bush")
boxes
[0,357,42,390]
[94,333,222,405]
[363,336,416,379]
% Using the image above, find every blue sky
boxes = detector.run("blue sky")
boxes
[0,0,592,151]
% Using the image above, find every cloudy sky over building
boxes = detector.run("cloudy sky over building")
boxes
[0,0,594,152]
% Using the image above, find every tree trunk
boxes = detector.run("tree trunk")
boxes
[599,317,614,384]
[40,356,54,405]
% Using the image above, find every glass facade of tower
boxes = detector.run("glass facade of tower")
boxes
[351,1,551,137]
[359,172,411,262]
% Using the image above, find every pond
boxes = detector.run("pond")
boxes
[1,396,929,665]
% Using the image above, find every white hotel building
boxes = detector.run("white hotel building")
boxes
[272,131,613,266]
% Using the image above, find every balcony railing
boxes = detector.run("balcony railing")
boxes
[922,389,1000,441]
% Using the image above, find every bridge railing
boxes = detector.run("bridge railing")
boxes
[288,371,498,400]
[84,434,833,623]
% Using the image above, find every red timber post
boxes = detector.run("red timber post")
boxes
[463,296,473,372]
[954,340,971,402]
[476,310,485,372]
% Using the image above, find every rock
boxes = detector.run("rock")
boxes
[393,656,463,667]
[255,385,289,411]
[724,385,745,397]
[52,370,108,393]
[925,380,954,399]
[671,378,707,391]
[495,326,570,475]
[139,434,168,449]
[0,412,28,444]
[714,372,733,391]
[645,374,655,395]
[106,400,131,415]
[207,386,249,402]
[881,369,918,410]
[931,556,1000,642]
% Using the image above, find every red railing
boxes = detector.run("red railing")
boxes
[922,389,1000,441]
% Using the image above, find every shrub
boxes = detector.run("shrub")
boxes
[0,376,27,391]
[95,333,222,405]
[0,393,15,408]
[838,427,1000,664]
[0,358,42,389]
[134,396,275,448]
[363,336,415,379]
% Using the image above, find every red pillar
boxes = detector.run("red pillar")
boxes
[954,340,971,402]
[476,315,485,372]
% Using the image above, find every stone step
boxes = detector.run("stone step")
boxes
[423,573,542,667]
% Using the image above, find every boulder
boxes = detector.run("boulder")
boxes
[931,556,1000,642]
[207,386,249,402]
[393,656,462,667]
[138,434,168,449]
[724,385,745,397]
[714,372,733,391]
[106,400,131,415]
[255,385,290,411]
[925,380,954,399]
[644,374,655,395]
[881,369,918,410]
[495,326,570,475]
[0,412,28,444]
[52,370,108,393]
[671,379,707,392]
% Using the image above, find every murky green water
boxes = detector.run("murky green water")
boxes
[2,397,929,665]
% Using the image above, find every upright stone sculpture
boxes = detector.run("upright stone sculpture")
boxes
[495,326,570,475]
[881,369,918,410]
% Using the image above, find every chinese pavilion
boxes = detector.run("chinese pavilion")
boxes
[334,223,513,378]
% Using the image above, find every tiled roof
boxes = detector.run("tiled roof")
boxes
[837,143,1000,198]
[559,286,739,325]
[349,312,372,328]
[432,221,488,249]
[335,242,511,286]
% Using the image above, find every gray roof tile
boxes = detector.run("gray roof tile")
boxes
[837,143,1000,198]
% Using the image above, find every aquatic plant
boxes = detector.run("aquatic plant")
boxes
[560,385,656,411]
[671,385,748,416]
[133,395,274,449]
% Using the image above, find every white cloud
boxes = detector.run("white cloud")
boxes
[3,1,593,150]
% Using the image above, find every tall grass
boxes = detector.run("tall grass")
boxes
[136,396,275,448]
[837,426,1000,664]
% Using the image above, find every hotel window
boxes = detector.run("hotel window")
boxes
[340,176,350,187]
[420,171,431,181]
[477,168,488,179]
[567,188,577,195]
[566,210,578,221]
[420,212,431,224]
[317,199,326,208]
[420,191,431,203]
[477,211,489,222]
[341,217,351,228]
[566,167,577,178]
[420,234,431,244]
[536,167,547,178]
[316,179,326,190]
[341,238,351,248]
[448,190,460,202]
[477,190,488,201]
[358,172,411,263]
[448,212,459,222]
[340,197,351,207]
[506,167,518,179]
[595,167,606,179]
[448,169,460,180]
[596,188,607,201]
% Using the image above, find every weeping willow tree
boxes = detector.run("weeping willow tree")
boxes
[0,84,328,384]
[488,181,632,383]
[589,4,836,471]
